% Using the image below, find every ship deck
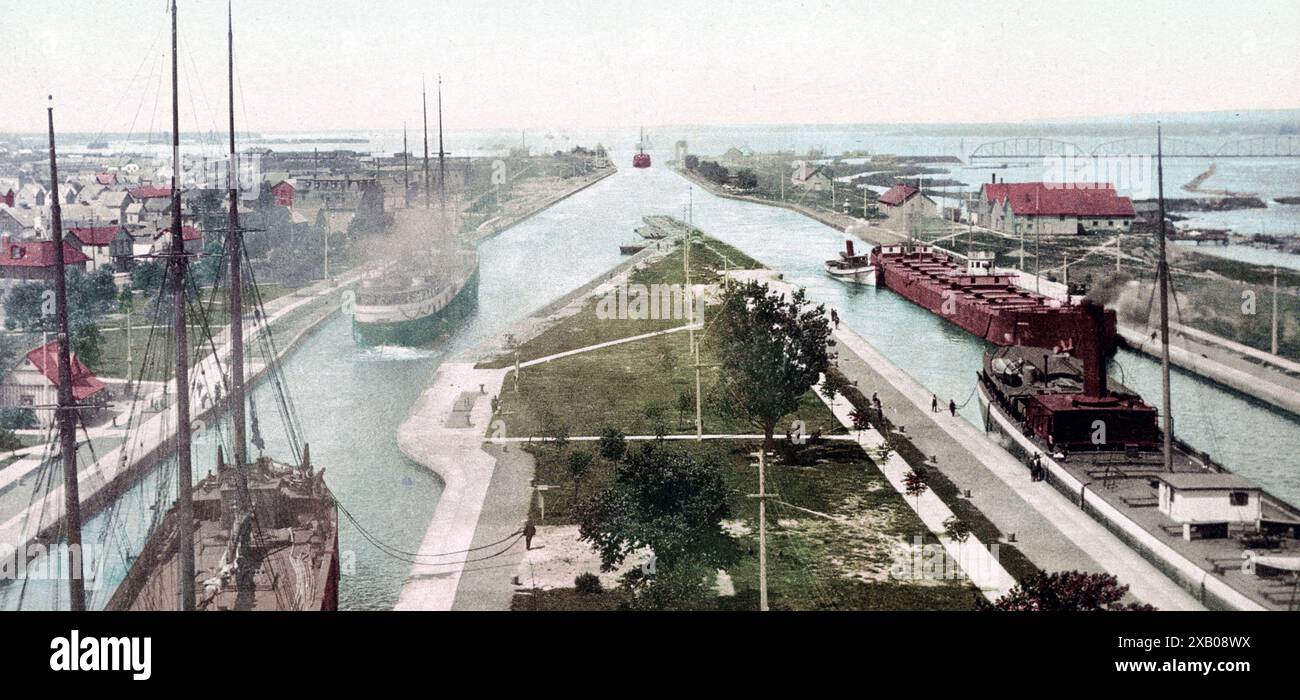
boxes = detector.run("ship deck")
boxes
[983,377,1300,610]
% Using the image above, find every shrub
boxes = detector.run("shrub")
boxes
[574,572,603,595]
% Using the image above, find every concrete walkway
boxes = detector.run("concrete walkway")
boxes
[814,378,1017,601]
[828,323,1204,610]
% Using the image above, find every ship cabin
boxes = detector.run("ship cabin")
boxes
[1156,473,1262,539]
[1020,392,1159,452]
[964,250,996,276]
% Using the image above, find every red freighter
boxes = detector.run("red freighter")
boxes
[868,243,1118,352]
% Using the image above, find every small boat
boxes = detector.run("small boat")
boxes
[620,242,648,255]
[824,239,875,284]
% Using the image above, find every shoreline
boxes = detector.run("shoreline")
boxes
[471,167,618,244]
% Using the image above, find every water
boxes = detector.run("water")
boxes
[6,148,1298,610]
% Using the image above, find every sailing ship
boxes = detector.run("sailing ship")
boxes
[103,1,338,611]
[869,242,1118,351]
[633,127,651,169]
[352,76,479,347]
[976,128,1300,610]
[824,239,875,284]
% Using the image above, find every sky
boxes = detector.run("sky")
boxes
[2,0,1300,133]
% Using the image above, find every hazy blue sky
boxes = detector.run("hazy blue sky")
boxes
[3,0,1299,133]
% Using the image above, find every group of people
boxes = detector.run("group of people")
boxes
[1029,452,1046,482]
[931,394,957,417]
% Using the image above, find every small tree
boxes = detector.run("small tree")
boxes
[4,283,50,331]
[568,449,594,503]
[987,571,1156,611]
[710,281,831,451]
[676,389,693,429]
[130,260,165,293]
[943,516,972,544]
[71,322,104,369]
[820,370,848,409]
[643,401,669,441]
[849,407,870,438]
[904,469,929,510]
[598,427,627,462]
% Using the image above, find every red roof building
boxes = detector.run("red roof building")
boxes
[978,181,1135,235]
[272,180,296,207]
[878,183,921,207]
[127,185,172,200]
[152,225,202,242]
[67,225,122,247]
[25,341,107,402]
[0,234,90,282]
[95,172,117,186]
[0,189,13,208]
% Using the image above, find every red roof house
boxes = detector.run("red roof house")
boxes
[95,172,117,186]
[878,183,922,207]
[67,225,122,247]
[0,234,90,282]
[982,182,1136,219]
[272,180,296,207]
[25,341,107,402]
[127,185,172,200]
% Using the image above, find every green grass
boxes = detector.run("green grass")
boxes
[523,439,981,610]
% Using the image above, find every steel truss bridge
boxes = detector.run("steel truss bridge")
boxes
[969,134,1300,159]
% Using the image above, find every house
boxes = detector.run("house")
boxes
[0,234,90,285]
[127,185,171,201]
[95,190,135,223]
[877,183,937,221]
[1157,473,1262,539]
[17,183,47,208]
[272,180,296,207]
[77,183,108,204]
[0,341,108,428]
[67,225,124,271]
[0,188,13,207]
[151,225,204,255]
[977,181,1136,236]
[0,206,39,238]
[791,163,833,191]
[95,172,117,186]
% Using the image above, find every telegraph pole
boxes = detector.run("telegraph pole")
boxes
[1272,266,1280,356]
[1155,125,1174,473]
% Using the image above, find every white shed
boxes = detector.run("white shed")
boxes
[1157,473,1261,526]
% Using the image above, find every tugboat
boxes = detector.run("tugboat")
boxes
[632,127,651,169]
[824,239,875,284]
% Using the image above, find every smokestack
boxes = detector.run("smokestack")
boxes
[846,239,855,258]
[1078,301,1116,398]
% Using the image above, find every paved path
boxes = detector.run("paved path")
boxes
[828,322,1204,610]
[814,377,1017,601]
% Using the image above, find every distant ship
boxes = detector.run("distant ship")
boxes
[352,76,479,347]
[869,243,1117,351]
[824,239,874,284]
[633,127,651,168]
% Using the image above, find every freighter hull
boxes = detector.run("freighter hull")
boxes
[871,244,1117,351]
[353,267,479,347]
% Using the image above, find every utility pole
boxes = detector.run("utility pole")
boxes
[422,76,430,209]
[1155,124,1174,473]
[1272,266,1280,356]
[694,301,703,440]
[1116,232,1122,273]
[755,450,770,611]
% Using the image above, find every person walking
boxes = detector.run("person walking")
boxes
[931,394,939,413]
[948,399,957,417]
[523,518,537,550]
[830,308,841,329]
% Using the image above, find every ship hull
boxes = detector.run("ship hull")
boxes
[871,247,1116,350]
[353,267,479,347]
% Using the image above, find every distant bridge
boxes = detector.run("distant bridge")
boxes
[969,134,1300,159]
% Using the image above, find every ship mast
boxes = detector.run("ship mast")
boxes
[226,1,251,510]
[437,75,447,223]
[169,0,197,610]
[45,98,87,612]
[403,122,410,197]
[1155,125,1174,473]
[422,77,431,209]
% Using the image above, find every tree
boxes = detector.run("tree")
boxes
[4,283,52,331]
[904,469,928,510]
[676,389,694,429]
[642,401,669,441]
[735,168,759,190]
[597,427,627,462]
[684,155,700,170]
[131,260,165,293]
[71,322,104,369]
[568,449,594,503]
[849,407,870,437]
[987,571,1156,611]
[710,280,832,451]
[577,443,735,607]
[65,267,118,323]
[820,370,848,409]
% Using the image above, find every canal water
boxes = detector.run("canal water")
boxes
[5,151,1297,611]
